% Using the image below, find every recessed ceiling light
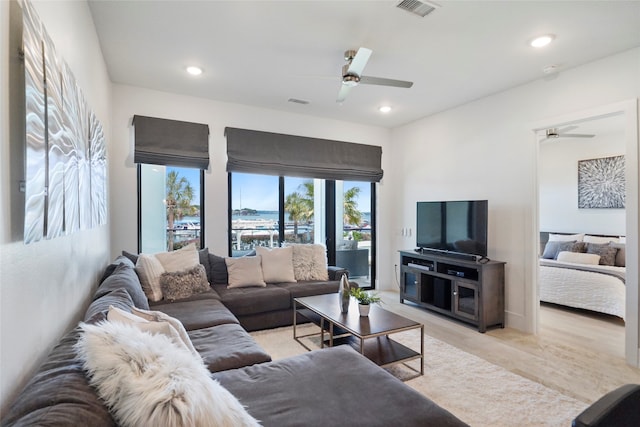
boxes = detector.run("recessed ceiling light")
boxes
[379,105,392,113]
[530,34,555,48]
[186,66,203,76]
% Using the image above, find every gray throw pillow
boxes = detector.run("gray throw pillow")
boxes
[609,242,626,267]
[586,243,617,266]
[208,253,229,285]
[160,264,210,302]
[541,241,577,260]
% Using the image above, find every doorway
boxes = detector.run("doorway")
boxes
[531,100,639,367]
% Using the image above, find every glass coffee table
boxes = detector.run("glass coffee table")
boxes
[294,294,424,377]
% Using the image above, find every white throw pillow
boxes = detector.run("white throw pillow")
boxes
[155,243,199,272]
[584,235,619,244]
[549,233,585,242]
[556,251,601,265]
[76,321,260,427]
[225,256,267,288]
[135,254,165,302]
[130,306,200,359]
[256,246,296,283]
[107,306,198,358]
[287,243,329,281]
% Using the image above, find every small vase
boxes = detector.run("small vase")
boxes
[358,303,370,317]
[338,273,350,313]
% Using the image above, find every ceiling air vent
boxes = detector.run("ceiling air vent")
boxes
[396,0,439,17]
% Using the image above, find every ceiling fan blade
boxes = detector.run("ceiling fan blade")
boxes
[556,125,578,133]
[347,47,372,76]
[360,75,413,88]
[559,133,595,138]
[337,84,353,103]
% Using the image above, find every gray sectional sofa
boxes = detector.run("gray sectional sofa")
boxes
[2,252,468,427]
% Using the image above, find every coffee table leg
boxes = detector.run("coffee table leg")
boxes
[293,302,298,340]
[320,318,324,348]
[420,325,424,375]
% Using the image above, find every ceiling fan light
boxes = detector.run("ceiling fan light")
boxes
[379,105,392,113]
[530,34,555,48]
[186,66,203,76]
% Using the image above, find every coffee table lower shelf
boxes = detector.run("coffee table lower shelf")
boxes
[328,335,422,372]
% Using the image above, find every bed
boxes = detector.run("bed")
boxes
[538,232,626,319]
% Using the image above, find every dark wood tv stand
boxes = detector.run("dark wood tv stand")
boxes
[399,250,505,332]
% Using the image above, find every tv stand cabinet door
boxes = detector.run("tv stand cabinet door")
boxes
[452,281,479,323]
[400,266,420,303]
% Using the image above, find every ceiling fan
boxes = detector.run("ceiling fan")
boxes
[541,125,595,142]
[337,47,413,103]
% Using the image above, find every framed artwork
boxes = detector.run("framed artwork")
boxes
[578,155,625,209]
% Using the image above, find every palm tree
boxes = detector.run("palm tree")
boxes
[284,191,306,240]
[166,171,196,251]
[343,186,362,226]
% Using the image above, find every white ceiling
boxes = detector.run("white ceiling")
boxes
[87,0,640,128]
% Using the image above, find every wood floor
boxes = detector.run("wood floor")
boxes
[378,290,640,404]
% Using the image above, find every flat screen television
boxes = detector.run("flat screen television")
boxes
[416,200,488,257]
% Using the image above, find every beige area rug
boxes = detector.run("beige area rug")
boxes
[251,324,588,427]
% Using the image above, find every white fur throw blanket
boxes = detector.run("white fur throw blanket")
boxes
[75,321,260,427]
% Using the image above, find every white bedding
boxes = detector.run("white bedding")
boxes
[539,259,625,319]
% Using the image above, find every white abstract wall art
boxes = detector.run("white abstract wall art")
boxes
[577,155,625,209]
[22,0,107,244]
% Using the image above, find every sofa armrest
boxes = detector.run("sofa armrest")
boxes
[572,384,640,427]
[328,266,349,281]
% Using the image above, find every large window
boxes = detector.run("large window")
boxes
[229,172,375,287]
[139,164,203,253]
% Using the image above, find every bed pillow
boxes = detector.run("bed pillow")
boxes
[286,243,329,281]
[225,256,266,288]
[556,251,601,265]
[548,233,584,242]
[256,246,296,283]
[541,240,577,260]
[584,235,619,244]
[75,321,260,427]
[159,264,210,302]
[586,243,618,266]
[609,242,626,267]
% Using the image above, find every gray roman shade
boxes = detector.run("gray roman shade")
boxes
[133,115,210,169]
[225,127,383,182]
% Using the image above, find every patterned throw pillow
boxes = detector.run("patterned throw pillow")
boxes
[159,264,210,301]
[541,241,577,260]
[586,243,618,266]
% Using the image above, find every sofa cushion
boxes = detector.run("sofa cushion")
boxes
[256,246,296,283]
[159,264,210,302]
[84,288,135,324]
[99,255,135,284]
[287,243,329,281]
[94,263,149,310]
[208,252,229,284]
[135,253,165,302]
[275,280,340,300]
[0,327,115,427]
[154,243,199,272]
[213,283,291,316]
[225,256,266,288]
[189,323,272,372]
[151,298,239,330]
[213,346,467,427]
[76,321,260,427]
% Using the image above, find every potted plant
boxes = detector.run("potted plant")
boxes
[350,287,381,317]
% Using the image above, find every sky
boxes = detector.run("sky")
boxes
[167,166,200,205]
[232,173,371,212]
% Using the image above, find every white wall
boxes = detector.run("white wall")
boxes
[0,0,111,412]
[109,84,391,268]
[540,130,626,235]
[388,48,640,332]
